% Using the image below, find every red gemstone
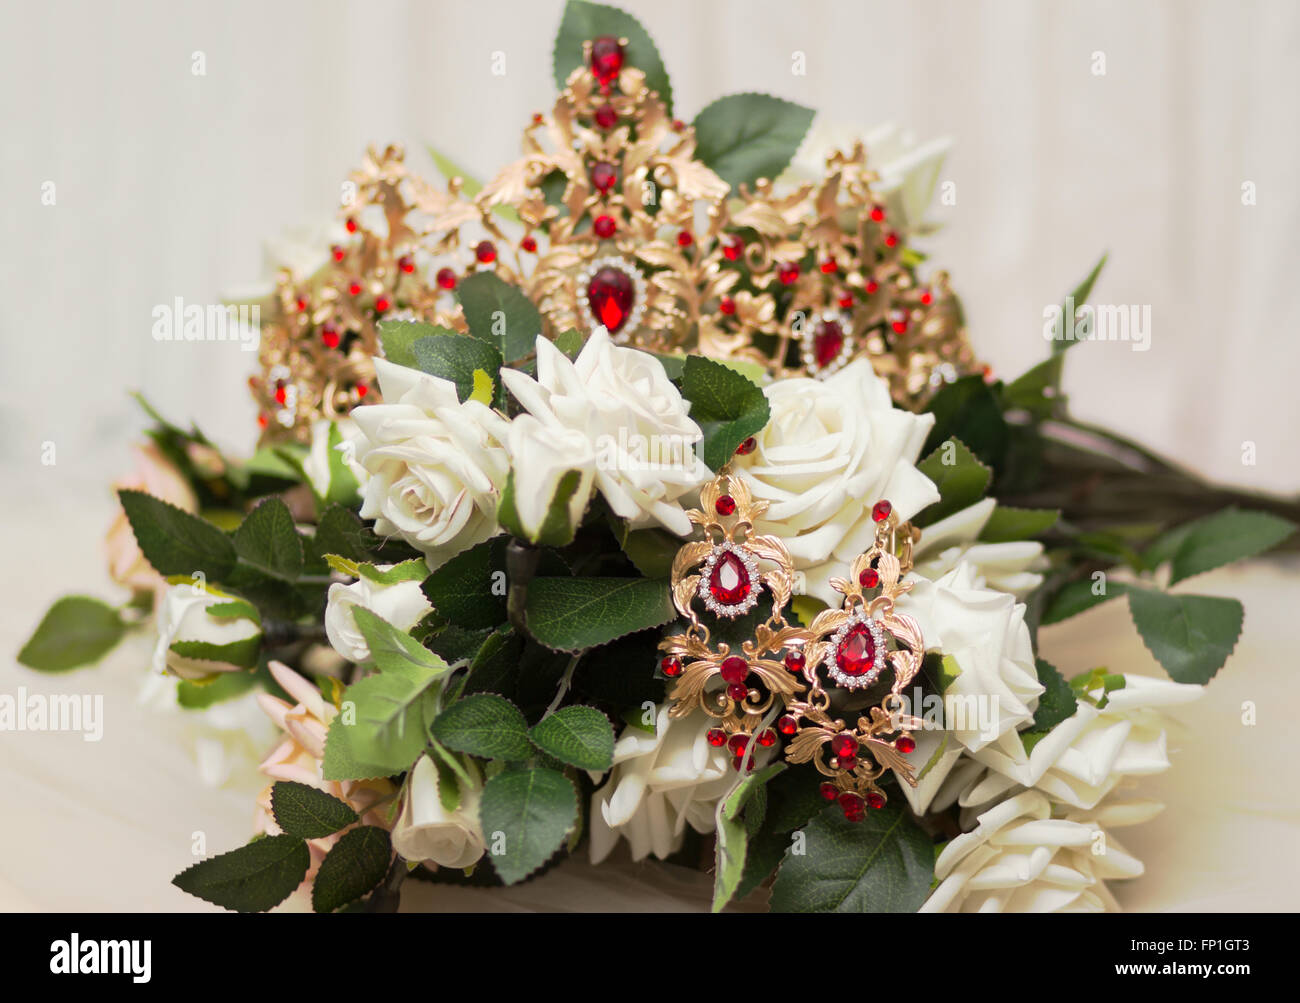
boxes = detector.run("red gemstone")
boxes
[398,254,415,274]
[728,734,749,754]
[872,500,892,522]
[374,296,391,313]
[331,244,345,262]
[321,323,340,348]
[891,312,909,335]
[884,231,899,248]
[919,289,933,306]
[866,791,886,810]
[586,265,635,333]
[345,217,358,233]
[671,119,685,132]
[707,728,727,747]
[719,655,748,684]
[777,715,798,736]
[839,792,866,821]
[727,682,750,701]
[274,384,287,405]
[531,112,543,125]
[757,729,777,748]
[820,258,838,274]
[295,297,308,312]
[521,236,537,253]
[838,755,858,771]
[869,205,885,223]
[593,214,617,239]
[783,649,806,673]
[348,282,362,296]
[257,413,269,428]
[836,622,877,678]
[356,384,369,398]
[436,268,456,290]
[594,104,618,130]
[677,230,693,247]
[897,735,916,754]
[660,656,682,678]
[475,240,496,264]
[590,161,617,193]
[859,568,879,589]
[590,35,624,89]
[735,436,756,455]
[722,238,743,262]
[819,782,839,801]
[708,551,752,606]
[838,292,854,309]
[865,279,879,294]
[777,261,799,285]
[718,296,736,316]
[831,734,858,759]
[732,754,754,773]
[715,494,736,516]
[812,318,845,368]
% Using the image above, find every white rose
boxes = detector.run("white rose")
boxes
[911,497,1047,600]
[301,417,365,504]
[392,754,486,869]
[324,570,433,664]
[151,583,262,682]
[734,359,940,604]
[921,789,1157,913]
[500,329,712,538]
[501,413,597,543]
[351,357,511,569]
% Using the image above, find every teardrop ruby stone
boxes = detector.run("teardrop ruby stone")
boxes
[836,622,876,677]
[708,551,751,606]
[812,319,845,368]
[586,266,635,333]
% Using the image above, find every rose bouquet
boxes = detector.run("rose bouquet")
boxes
[19,1,1296,914]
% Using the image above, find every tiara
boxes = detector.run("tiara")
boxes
[250,36,979,441]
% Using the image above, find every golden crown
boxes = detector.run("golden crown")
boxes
[251,34,979,441]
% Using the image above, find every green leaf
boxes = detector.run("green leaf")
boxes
[412,331,504,404]
[769,803,933,913]
[1050,253,1109,355]
[324,420,360,505]
[524,577,677,653]
[321,713,395,782]
[420,537,508,629]
[171,834,310,913]
[692,93,814,192]
[311,826,391,913]
[480,767,578,884]
[352,607,450,679]
[1027,658,1078,732]
[713,809,748,914]
[553,328,583,358]
[497,468,587,547]
[429,693,533,762]
[914,437,990,524]
[1002,354,1064,419]
[457,271,541,364]
[270,781,359,839]
[921,376,1009,471]
[612,522,680,579]
[528,705,615,770]
[378,319,435,369]
[1159,507,1296,585]
[1041,577,1132,625]
[1127,588,1244,684]
[232,497,304,581]
[679,355,770,470]
[169,636,260,669]
[17,596,125,672]
[118,489,236,579]
[553,0,673,116]
[356,559,428,585]
[978,505,1059,542]
[314,504,380,563]
[177,670,256,709]
[1070,666,1127,710]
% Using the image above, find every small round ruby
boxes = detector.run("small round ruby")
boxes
[838,292,854,309]
[593,104,618,130]
[256,413,269,429]
[865,279,879,294]
[295,297,308,312]
[727,682,750,701]
[859,568,879,589]
[896,735,916,754]
[777,261,799,285]
[718,296,736,316]
[811,318,845,368]
[590,161,617,193]
[866,791,886,810]
[398,254,415,274]
[707,551,751,606]
[820,258,838,274]
[531,112,543,125]
[722,238,743,262]
[345,217,358,233]
[819,782,838,801]
[677,230,693,247]
[869,205,885,223]
[783,649,805,673]
[757,729,777,748]
[727,733,749,755]
[714,494,737,516]
[355,385,369,398]
[706,728,727,747]
[660,655,682,678]
[590,35,624,89]
[320,323,340,348]
[831,734,858,759]
[891,312,909,335]
[884,231,899,248]
[475,240,496,264]
[735,436,756,455]
[274,384,287,405]
[436,268,456,290]
[719,655,748,684]
[872,500,892,523]
[521,236,537,253]
[839,792,866,821]
[777,715,798,736]
[671,119,685,132]
[348,282,362,296]
[331,245,345,261]
[586,265,635,333]
[919,289,933,305]
[374,296,391,313]
[593,214,617,238]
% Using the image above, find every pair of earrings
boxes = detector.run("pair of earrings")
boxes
[656,468,925,820]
